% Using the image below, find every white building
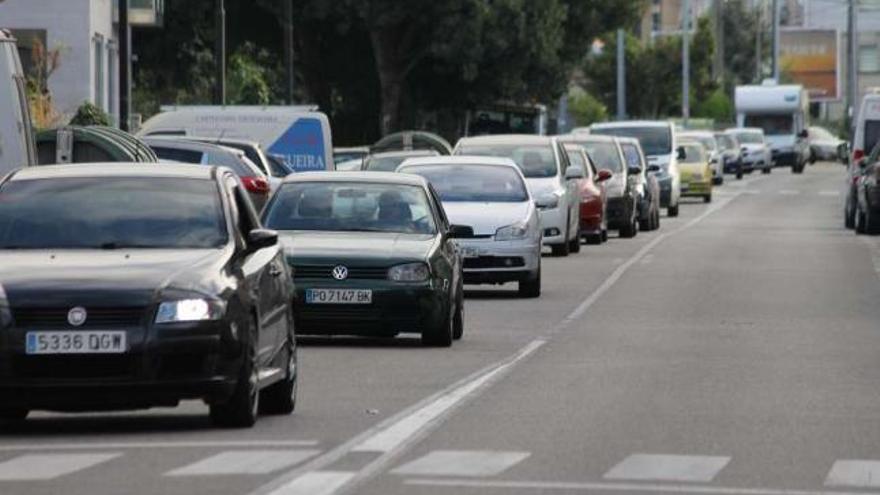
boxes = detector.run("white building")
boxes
[0,0,119,123]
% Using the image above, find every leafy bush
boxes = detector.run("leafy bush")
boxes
[69,102,111,126]
[568,88,608,127]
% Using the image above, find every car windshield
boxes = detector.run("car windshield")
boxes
[591,126,672,156]
[715,134,736,150]
[736,131,764,144]
[744,114,793,136]
[263,182,436,234]
[402,164,528,203]
[456,144,557,178]
[680,144,705,163]
[0,177,227,249]
[580,142,622,173]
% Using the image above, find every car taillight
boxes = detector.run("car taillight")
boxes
[241,176,270,195]
[854,149,865,162]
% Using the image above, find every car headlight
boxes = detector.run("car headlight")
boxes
[155,299,226,323]
[388,263,430,282]
[535,193,559,209]
[495,222,529,241]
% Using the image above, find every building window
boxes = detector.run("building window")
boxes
[652,12,661,33]
[860,44,880,74]
[93,34,105,111]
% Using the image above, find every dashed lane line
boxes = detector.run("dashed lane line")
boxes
[0,440,320,451]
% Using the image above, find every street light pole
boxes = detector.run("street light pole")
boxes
[215,0,226,105]
[616,29,626,120]
[118,0,130,130]
[284,0,294,104]
[682,0,691,125]
[846,0,858,130]
[772,0,780,80]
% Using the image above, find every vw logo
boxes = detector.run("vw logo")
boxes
[67,307,87,327]
[331,265,349,280]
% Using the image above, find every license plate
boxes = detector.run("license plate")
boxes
[26,331,127,355]
[461,246,480,258]
[306,289,372,304]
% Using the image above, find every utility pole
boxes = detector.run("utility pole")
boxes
[616,29,626,120]
[682,0,691,125]
[771,0,780,80]
[756,1,762,82]
[846,0,858,131]
[215,0,226,105]
[713,0,725,82]
[283,0,294,104]
[118,0,130,130]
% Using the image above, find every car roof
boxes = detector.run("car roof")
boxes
[369,150,438,158]
[142,136,240,154]
[7,163,217,181]
[679,131,715,138]
[557,133,617,144]
[456,134,555,146]
[591,120,672,129]
[397,156,519,168]
[728,127,764,134]
[281,171,429,187]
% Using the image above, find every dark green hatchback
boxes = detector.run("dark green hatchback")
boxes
[262,172,466,347]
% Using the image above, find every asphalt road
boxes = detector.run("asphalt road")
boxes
[2,161,874,495]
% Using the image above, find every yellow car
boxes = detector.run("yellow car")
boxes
[677,140,713,203]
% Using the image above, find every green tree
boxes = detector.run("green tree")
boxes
[227,42,276,105]
[567,88,608,127]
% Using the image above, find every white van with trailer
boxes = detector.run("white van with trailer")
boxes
[735,81,810,173]
[0,30,36,174]
[138,106,334,173]
[852,90,880,163]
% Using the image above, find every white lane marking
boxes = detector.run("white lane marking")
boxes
[825,460,880,488]
[778,189,801,195]
[742,190,761,195]
[166,449,320,476]
[0,453,121,481]
[406,478,880,495]
[391,450,530,477]
[603,454,730,482]
[0,440,319,452]
[819,190,840,197]
[270,471,356,495]
[351,340,545,453]
[250,192,742,495]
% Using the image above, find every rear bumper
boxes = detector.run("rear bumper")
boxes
[681,180,712,196]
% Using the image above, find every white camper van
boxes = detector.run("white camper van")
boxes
[735,81,810,173]
[0,30,36,174]
[138,106,334,173]
[853,91,880,163]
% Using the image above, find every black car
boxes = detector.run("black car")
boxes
[855,143,880,234]
[262,172,466,347]
[0,163,296,427]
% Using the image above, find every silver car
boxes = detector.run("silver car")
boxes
[397,156,542,298]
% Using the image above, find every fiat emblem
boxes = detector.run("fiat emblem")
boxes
[331,265,349,280]
[67,307,87,327]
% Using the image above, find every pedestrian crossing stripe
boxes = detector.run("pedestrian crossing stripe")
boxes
[165,449,320,476]
[603,453,731,482]
[0,453,121,481]
[391,450,530,477]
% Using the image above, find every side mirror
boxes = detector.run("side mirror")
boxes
[676,146,686,160]
[448,224,474,239]
[627,165,642,176]
[565,165,586,180]
[837,142,850,164]
[647,164,661,173]
[247,228,278,250]
[596,169,613,182]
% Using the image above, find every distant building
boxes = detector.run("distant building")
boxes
[636,0,712,42]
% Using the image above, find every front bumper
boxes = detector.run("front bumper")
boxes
[537,206,567,245]
[457,238,541,285]
[294,279,445,336]
[0,319,242,410]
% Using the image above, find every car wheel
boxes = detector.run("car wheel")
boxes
[259,337,297,415]
[736,165,743,180]
[845,195,856,229]
[518,266,541,298]
[601,228,608,242]
[620,213,637,239]
[568,225,581,254]
[763,167,771,174]
[653,208,661,230]
[704,194,712,203]
[639,215,651,231]
[585,232,603,245]
[856,204,867,234]
[551,219,570,257]
[866,206,880,235]
[422,300,454,347]
[668,203,679,217]
[452,282,464,340]
[211,318,260,428]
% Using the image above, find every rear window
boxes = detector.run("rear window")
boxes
[621,144,642,168]
[456,144,558,178]
[865,121,880,157]
[591,126,671,156]
[580,142,622,173]
[152,147,204,164]
[401,164,529,203]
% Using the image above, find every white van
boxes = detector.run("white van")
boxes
[853,91,880,162]
[735,81,810,173]
[138,106,334,173]
[0,30,36,174]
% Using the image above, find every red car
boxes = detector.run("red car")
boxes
[564,144,613,244]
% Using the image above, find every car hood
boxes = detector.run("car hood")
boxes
[442,202,532,236]
[279,231,436,264]
[0,249,228,308]
[524,177,563,200]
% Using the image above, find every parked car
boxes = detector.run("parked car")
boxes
[677,139,714,203]
[144,137,273,210]
[362,150,439,172]
[806,126,844,163]
[454,135,581,256]
[185,137,285,178]
[853,91,880,166]
[727,128,772,174]
[562,135,639,238]
[618,137,660,231]
[397,157,542,297]
[680,131,723,185]
[854,143,880,234]
[0,163,296,427]
[261,172,466,346]
[562,144,612,244]
[714,132,744,179]
[589,120,682,217]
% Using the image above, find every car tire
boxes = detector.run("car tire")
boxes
[856,205,867,234]
[568,226,581,254]
[551,219,571,257]
[518,266,541,298]
[763,167,771,174]
[452,282,464,340]
[845,196,856,229]
[653,208,661,230]
[736,166,744,180]
[585,232,603,245]
[259,337,297,415]
[866,206,880,235]
[639,215,651,232]
[211,318,260,428]
[620,214,637,239]
[704,194,712,203]
[422,300,454,347]
[668,203,679,217]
